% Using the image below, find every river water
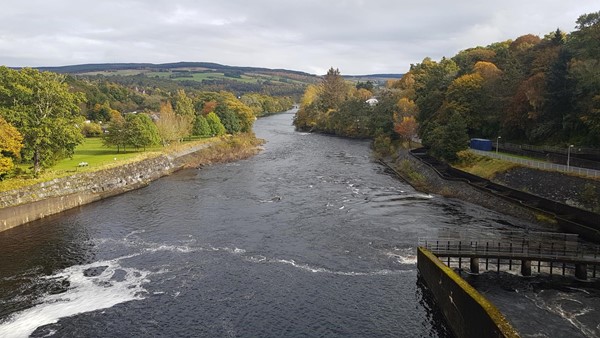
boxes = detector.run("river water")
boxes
[0,110,598,337]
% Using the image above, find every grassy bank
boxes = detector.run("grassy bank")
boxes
[1,137,215,193]
[181,133,265,168]
[453,150,519,179]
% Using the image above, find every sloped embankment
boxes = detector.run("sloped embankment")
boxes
[493,167,599,213]
[0,135,263,232]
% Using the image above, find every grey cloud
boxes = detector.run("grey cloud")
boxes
[0,0,598,74]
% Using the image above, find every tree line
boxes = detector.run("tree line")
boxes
[295,11,600,161]
[0,66,294,178]
[294,68,392,139]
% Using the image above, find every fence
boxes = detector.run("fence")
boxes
[498,142,600,170]
[470,149,600,178]
[418,230,600,279]
[500,142,600,156]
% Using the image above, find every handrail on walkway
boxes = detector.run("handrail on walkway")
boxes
[418,230,600,265]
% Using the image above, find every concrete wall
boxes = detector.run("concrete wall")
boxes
[0,141,226,232]
[417,247,519,338]
[0,155,175,232]
[390,150,550,226]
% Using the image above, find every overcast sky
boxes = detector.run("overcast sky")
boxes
[0,1,597,75]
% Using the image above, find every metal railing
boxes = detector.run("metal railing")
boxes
[418,231,600,264]
[501,142,600,156]
[469,149,600,178]
[419,239,600,263]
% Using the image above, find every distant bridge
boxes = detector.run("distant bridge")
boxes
[419,231,600,280]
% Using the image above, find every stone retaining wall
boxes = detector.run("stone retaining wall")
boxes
[417,247,519,338]
[389,150,552,227]
[0,142,216,232]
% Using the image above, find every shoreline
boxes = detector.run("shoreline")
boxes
[0,134,263,232]
[382,149,554,227]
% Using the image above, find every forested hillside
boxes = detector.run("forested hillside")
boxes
[39,62,318,99]
[0,65,294,179]
[295,11,600,161]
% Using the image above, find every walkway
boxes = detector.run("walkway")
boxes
[469,149,600,178]
[419,231,600,279]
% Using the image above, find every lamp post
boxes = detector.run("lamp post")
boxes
[567,144,574,171]
[496,136,501,154]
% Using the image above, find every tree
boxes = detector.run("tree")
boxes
[206,112,226,136]
[294,85,321,130]
[319,67,348,110]
[88,101,119,122]
[125,114,160,150]
[412,57,459,135]
[0,67,85,174]
[217,109,242,134]
[504,73,547,140]
[569,11,600,59]
[452,47,496,75]
[396,97,419,117]
[580,95,600,140]
[215,91,255,133]
[356,81,374,91]
[423,113,469,162]
[200,100,218,115]
[443,73,485,133]
[0,116,23,178]
[173,89,195,117]
[81,122,103,137]
[102,111,128,152]
[394,116,418,148]
[155,101,193,145]
[193,115,212,137]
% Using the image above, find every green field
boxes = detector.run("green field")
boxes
[52,137,163,171]
[144,70,308,86]
[80,69,148,76]
[0,137,213,192]
[146,71,257,83]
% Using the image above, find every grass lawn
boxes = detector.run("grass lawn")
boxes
[455,151,519,179]
[0,137,214,192]
[52,138,163,172]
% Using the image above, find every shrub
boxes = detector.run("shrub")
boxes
[81,122,103,137]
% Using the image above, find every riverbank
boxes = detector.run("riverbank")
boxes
[384,149,555,227]
[0,134,264,232]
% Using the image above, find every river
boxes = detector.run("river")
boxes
[0,110,598,337]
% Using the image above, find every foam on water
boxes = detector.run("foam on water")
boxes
[270,258,409,276]
[205,246,246,255]
[0,254,151,338]
[242,255,412,276]
[526,290,598,337]
[384,247,418,265]
[145,244,196,253]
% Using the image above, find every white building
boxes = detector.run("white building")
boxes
[366,98,378,106]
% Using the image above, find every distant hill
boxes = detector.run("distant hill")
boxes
[35,62,402,80]
[344,74,404,79]
[36,62,315,77]
[30,62,402,96]
[34,62,319,98]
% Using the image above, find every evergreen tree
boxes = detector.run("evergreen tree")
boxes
[319,67,348,111]
[206,112,226,136]
[193,115,212,137]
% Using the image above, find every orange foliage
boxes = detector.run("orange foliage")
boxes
[510,34,541,52]
[473,61,502,80]
[394,116,418,143]
[395,97,419,118]
[202,100,218,115]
